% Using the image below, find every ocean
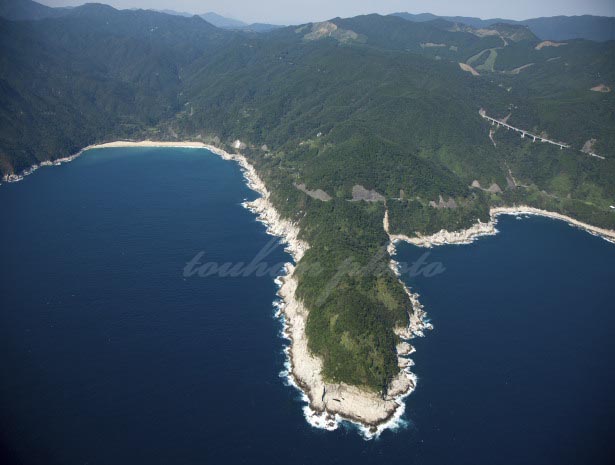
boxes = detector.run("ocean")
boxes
[1,147,613,464]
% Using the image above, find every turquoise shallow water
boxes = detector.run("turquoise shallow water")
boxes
[1,147,614,464]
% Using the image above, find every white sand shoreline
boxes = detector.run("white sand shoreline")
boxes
[0,141,214,185]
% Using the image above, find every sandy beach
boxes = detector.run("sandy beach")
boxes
[1,141,214,184]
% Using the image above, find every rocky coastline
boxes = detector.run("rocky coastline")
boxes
[231,147,426,438]
[389,206,615,248]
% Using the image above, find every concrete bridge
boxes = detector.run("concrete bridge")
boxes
[479,109,570,150]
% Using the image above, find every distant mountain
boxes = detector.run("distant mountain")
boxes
[393,12,506,28]
[519,16,615,42]
[200,12,282,32]
[200,12,247,29]
[149,9,193,18]
[393,12,615,42]
[240,22,283,33]
[153,9,282,32]
[0,0,68,20]
[0,1,279,32]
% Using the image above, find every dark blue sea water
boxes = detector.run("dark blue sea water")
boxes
[1,148,614,465]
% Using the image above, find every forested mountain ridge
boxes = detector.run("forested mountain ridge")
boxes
[1,5,614,393]
[393,12,615,42]
[0,5,231,174]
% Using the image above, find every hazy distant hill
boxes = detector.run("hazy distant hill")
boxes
[157,9,282,32]
[519,15,615,42]
[200,11,247,29]
[394,12,615,42]
[0,0,282,32]
[154,9,192,17]
[239,22,283,32]
[200,12,282,32]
